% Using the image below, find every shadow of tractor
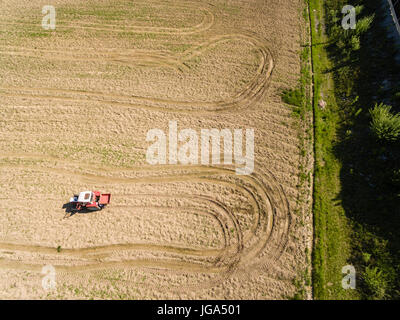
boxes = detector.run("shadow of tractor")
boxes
[62,202,93,218]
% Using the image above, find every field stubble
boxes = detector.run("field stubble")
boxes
[0,0,312,299]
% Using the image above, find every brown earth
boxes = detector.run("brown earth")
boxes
[0,0,313,299]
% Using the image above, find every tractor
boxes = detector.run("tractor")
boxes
[69,190,111,212]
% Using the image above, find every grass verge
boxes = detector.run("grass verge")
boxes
[309,0,400,299]
[308,0,359,299]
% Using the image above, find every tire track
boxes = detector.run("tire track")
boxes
[0,47,188,71]
[0,0,304,299]
[0,156,290,284]
[0,3,214,36]
[0,34,274,113]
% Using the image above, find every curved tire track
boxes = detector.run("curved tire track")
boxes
[0,34,274,113]
[0,157,290,287]
[0,3,215,36]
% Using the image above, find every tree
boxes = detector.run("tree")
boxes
[369,103,400,142]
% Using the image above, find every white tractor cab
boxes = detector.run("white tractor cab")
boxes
[78,191,93,203]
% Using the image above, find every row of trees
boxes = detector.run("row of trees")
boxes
[325,1,400,299]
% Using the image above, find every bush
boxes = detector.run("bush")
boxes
[363,266,388,300]
[355,15,374,36]
[369,103,400,142]
[281,88,303,108]
[350,35,360,51]
[330,5,373,54]
[362,252,371,263]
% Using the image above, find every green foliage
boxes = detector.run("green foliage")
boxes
[309,0,358,300]
[362,252,371,263]
[355,15,374,35]
[369,103,400,142]
[349,35,360,51]
[363,266,388,300]
[281,88,304,108]
[329,5,373,54]
[312,0,400,300]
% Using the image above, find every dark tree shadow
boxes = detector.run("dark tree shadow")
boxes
[324,0,400,298]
